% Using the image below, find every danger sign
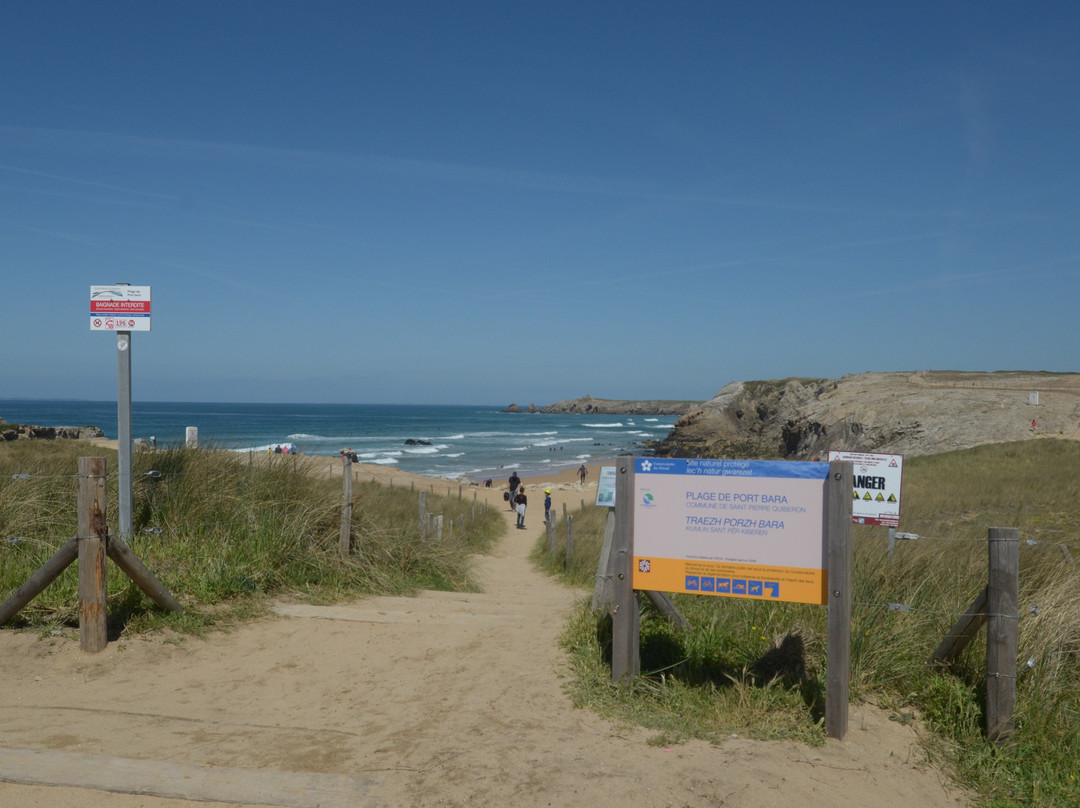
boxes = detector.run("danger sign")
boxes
[91,285,151,331]
[827,450,903,527]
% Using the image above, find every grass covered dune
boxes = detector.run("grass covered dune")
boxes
[0,440,505,634]
[538,439,1080,808]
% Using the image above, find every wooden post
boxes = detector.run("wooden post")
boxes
[547,515,557,555]
[987,526,1019,745]
[932,587,988,665]
[340,456,353,555]
[77,457,108,653]
[611,456,639,681]
[106,535,183,613]
[645,590,690,630]
[418,491,426,525]
[0,539,78,627]
[435,515,443,542]
[825,459,853,739]
[565,514,574,568]
[591,508,617,613]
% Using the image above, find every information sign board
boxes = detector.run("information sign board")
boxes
[90,285,151,331]
[826,450,903,527]
[595,465,616,506]
[632,457,830,605]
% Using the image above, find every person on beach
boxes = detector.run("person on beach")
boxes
[508,471,521,509]
[515,487,528,529]
[544,489,552,524]
[578,464,587,485]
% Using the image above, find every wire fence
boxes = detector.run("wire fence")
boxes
[3,462,1077,628]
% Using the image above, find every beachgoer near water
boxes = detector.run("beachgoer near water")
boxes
[544,489,552,524]
[578,464,587,485]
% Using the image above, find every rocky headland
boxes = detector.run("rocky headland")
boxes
[650,371,1080,460]
[503,395,700,415]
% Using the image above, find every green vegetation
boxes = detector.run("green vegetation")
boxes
[0,441,504,635]
[534,439,1080,807]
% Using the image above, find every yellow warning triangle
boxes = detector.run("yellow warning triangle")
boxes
[852,490,859,499]
[887,494,897,502]
[875,493,885,501]
[863,492,873,500]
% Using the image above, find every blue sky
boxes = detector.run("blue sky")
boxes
[2,2,1078,405]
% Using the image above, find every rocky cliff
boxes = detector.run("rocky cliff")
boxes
[650,371,1080,460]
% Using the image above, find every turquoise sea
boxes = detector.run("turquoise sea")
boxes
[0,400,672,481]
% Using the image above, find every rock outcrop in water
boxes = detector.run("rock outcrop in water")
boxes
[649,371,1080,460]
[0,419,105,442]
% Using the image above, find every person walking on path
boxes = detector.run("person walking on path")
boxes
[508,471,521,510]
[544,489,552,525]
[578,464,587,486]
[515,487,528,529]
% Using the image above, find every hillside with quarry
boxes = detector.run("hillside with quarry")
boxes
[650,370,1080,460]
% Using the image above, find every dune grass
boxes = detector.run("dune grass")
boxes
[0,441,505,635]
[534,439,1080,807]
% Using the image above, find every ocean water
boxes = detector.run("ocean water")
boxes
[0,400,673,480]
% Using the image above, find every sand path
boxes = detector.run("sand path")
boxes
[0,464,967,807]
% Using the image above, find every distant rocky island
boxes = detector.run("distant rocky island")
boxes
[502,395,701,415]
[0,416,104,442]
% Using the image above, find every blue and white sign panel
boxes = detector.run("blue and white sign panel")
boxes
[632,457,830,604]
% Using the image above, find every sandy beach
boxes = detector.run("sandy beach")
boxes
[0,452,968,807]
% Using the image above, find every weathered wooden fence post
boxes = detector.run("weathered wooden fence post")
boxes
[987,526,1019,745]
[105,535,182,613]
[591,508,617,613]
[340,455,353,555]
[565,514,574,569]
[0,540,78,627]
[77,456,108,653]
[547,515,557,555]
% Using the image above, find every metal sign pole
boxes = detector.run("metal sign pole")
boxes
[117,329,133,539]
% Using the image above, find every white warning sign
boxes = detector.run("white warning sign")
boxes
[90,285,151,332]
[827,450,903,527]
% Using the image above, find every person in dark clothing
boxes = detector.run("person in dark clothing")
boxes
[508,471,521,510]
[514,487,527,528]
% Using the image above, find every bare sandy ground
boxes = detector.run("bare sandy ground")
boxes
[0,462,970,807]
